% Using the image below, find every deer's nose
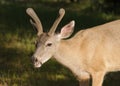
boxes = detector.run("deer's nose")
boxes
[31,56,38,63]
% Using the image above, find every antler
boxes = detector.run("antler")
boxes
[48,8,65,35]
[26,8,43,35]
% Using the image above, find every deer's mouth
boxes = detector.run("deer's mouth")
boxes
[34,61,42,68]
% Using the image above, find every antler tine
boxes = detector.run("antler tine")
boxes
[48,8,65,35]
[26,8,43,35]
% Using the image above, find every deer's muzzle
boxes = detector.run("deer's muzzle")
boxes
[31,56,42,68]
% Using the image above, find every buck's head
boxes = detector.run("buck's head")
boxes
[26,8,75,68]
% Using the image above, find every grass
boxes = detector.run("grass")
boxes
[0,1,120,86]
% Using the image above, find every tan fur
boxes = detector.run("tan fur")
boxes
[54,20,120,86]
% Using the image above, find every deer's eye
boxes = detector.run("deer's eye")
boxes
[46,43,52,47]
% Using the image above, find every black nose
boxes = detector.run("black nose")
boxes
[31,56,38,63]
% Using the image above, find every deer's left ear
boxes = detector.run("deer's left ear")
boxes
[59,20,75,39]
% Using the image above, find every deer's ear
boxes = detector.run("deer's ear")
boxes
[59,20,75,39]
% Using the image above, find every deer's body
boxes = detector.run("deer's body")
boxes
[26,8,120,86]
[54,20,120,86]
[57,20,120,72]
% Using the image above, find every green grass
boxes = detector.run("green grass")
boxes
[0,1,120,86]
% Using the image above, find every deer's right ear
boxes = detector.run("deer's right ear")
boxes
[58,20,75,39]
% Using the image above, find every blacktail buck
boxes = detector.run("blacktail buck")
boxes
[26,8,120,86]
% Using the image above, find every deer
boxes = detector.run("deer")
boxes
[26,8,120,86]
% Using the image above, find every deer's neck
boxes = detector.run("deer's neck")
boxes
[54,39,76,63]
[53,39,84,75]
